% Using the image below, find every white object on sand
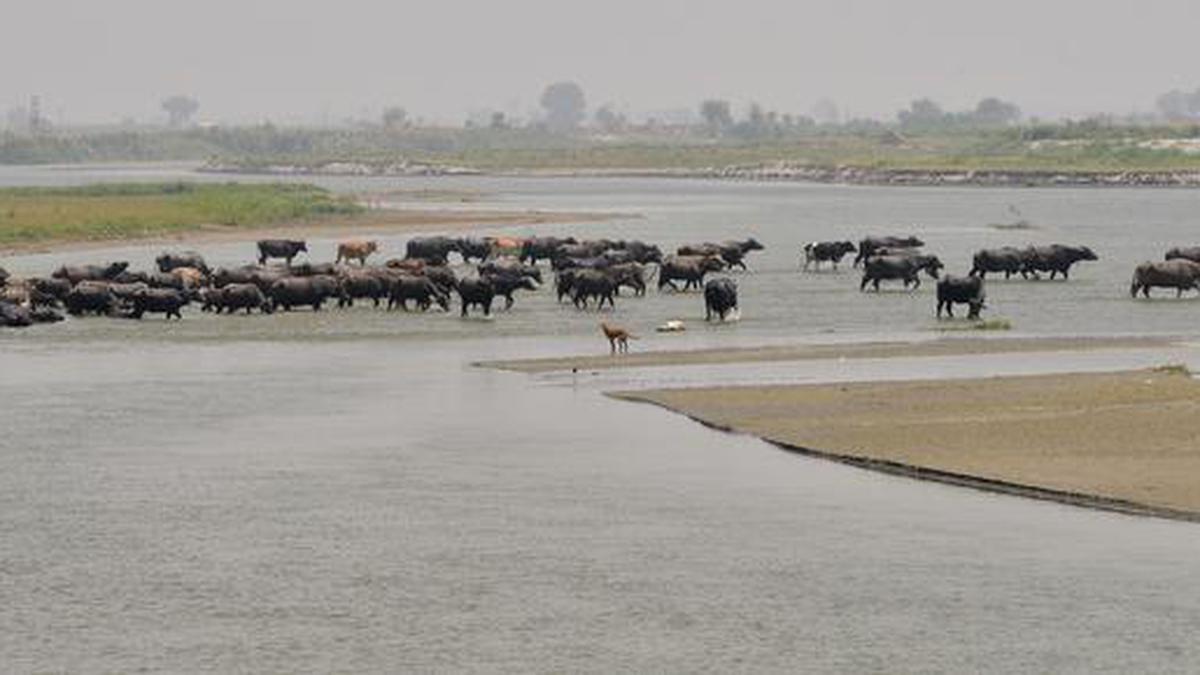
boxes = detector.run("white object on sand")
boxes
[656,319,686,332]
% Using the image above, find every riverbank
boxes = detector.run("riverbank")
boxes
[0,181,620,255]
[480,335,1183,373]
[202,160,1200,189]
[614,368,1200,520]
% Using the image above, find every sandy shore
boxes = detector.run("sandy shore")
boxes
[481,335,1183,373]
[0,208,622,256]
[614,368,1200,520]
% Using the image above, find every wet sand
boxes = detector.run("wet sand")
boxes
[482,335,1184,373]
[0,207,620,256]
[615,369,1200,519]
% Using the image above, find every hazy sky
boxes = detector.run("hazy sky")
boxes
[5,0,1199,125]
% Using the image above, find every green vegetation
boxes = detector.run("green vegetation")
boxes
[4,121,1200,175]
[938,318,1013,332]
[0,182,361,246]
[1151,363,1193,377]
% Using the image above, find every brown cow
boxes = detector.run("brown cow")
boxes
[171,267,207,289]
[336,240,380,265]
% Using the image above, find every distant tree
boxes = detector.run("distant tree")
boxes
[811,99,840,125]
[897,98,948,129]
[540,81,587,133]
[972,97,1021,126]
[699,99,733,134]
[161,95,199,128]
[382,106,409,130]
[593,105,626,134]
[490,111,509,130]
[1156,88,1200,121]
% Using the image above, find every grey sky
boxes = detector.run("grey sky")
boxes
[5,0,1199,125]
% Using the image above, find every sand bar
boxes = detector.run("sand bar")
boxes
[614,369,1200,520]
[482,335,1184,373]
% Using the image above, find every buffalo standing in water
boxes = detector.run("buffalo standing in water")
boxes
[704,278,739,321]
[456,277,496,317]
[388,275,449,312]
[1165,247,1200,264]
[156,251,209,274]
[860,254,943,291]
[64,284,117,316]
[406,236,460,265]
[1020,245,1097,280]
[678,238,764,271]
[803,241,856,271]
[936,276,986,319]
[658,255,726,292]
[1130,260,1200,298]
[481,272,538,310]
[257,239,308,266]
[854,236,923,267]
[52,262,129,285]
[127,288,189,320]
[520,236,578,265]
[571,269,618,309]
[202,284,273,314]
[269,276,338,311]
[970,247,1027,279]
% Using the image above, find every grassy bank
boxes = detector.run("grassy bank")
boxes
[0,182,362,246]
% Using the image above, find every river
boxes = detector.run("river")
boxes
[2,164,1200,672]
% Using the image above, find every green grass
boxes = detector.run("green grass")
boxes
[0,182,361,246]
[937,318,1013,332]
[1151,363,1193,376]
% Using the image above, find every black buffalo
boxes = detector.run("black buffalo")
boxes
[1165,247,1200,264]
[970,247,1026,279]
[607,262,647,296]
[456,277,495,317]
[704,278,739,321]
[555,268,579,303]
[52,262,129,285]
[337,271,389,308]
[202,284,273,314]
[0,266,8,287]
[678,238,763,271]
[290,262,340,277]
[127,288,189,320]
[1130,260,1200,298]
[520,236,577,265]
[28,277,72,307]
[860,254,943,291]
[482,272,538,310]
[406,236,460,265]
[269,276,338,311]
[936,275,986,319]
[854,236,923,267]
[478,259,543,284]
[803,241,856,271]
[1,300,64,327]
[658,255,726,291]
[1021,245,1097,280]
[64,284,117,316]
[388,275,449,311]
[571,269,617,309]
[257,239,308,266]
[156,251,209,274]
[457,238,493,263]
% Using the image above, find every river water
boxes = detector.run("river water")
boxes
[3,165,1200,672]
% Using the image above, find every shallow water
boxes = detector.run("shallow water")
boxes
[4,166,1200,672]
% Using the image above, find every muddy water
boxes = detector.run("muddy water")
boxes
[4,167,1200,672]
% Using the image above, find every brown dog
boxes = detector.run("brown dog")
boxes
[600,322,636,354]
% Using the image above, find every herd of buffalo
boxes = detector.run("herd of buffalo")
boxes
[0,235,758,328]
[2,229,1199,329]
